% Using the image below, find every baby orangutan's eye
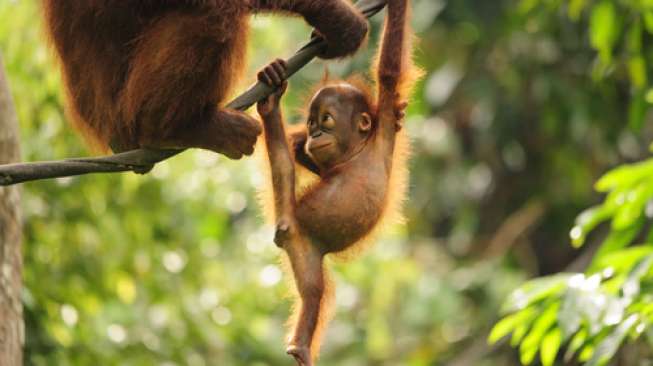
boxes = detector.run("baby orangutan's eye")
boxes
[321,114,335,129]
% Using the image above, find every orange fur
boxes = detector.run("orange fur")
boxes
[256,0,422,363]
[278,252,335,360]
[42,1,368,154]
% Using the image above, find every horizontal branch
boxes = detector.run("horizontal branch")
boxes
[0,0,387,186]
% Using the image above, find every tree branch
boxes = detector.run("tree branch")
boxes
[0,0,387,186]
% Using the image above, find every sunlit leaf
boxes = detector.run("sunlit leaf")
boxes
[579,343,595,362]
[645,88,653,104]
[590,219,645,267]
[622,255,653,300]
[519,303,560,365]
[590,1,620,64]
[559,286,586,337]
[586,315,638,366]
[540,328,562,366]
[594,159,653,192]
[564,328,588,362]
[593,247,653,273]
[512,323,531,347]
[611,182,653,230]
[520,343,538,365]
[600,296,625,329]
[570,205,611,248]
[560,274,615,336]
[519,0,540,14]
[568,0,588,21]
[644,11,653,33]
[628,89,647,130]
[488,307,536,344]
[628,57,647,90]
[502,274,571,313]
[627,20,643,53]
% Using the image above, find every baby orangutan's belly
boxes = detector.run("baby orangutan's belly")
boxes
[297,178,387,253]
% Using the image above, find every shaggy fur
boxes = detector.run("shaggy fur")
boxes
[42,0,368,153]
[256,0,422,363]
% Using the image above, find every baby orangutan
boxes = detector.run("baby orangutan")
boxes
[256,0,419,364]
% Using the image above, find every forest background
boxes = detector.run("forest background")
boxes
[2,0,653,365]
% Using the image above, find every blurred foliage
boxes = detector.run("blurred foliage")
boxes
[490,1,653,365]
[491,250,653,366]
[492,151,653,366]
[2,0,653,365]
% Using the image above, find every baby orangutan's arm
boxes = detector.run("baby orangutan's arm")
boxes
[257,61,296,243]
[376,0,411,154]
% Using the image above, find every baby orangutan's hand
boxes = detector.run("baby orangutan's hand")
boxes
[257,59,288,117]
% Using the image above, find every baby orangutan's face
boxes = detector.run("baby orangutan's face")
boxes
[305,85,372,170]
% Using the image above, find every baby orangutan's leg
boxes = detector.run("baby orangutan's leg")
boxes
[256,59,332,365]
[284,238,331,366]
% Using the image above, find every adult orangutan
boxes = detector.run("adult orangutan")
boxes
[42,1,369,158]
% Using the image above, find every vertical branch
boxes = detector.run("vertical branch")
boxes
[0,54,24,366]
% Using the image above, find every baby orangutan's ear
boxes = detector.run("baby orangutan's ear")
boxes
[358,112,372,133]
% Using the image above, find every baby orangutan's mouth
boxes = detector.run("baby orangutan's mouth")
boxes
[311,142,333,151]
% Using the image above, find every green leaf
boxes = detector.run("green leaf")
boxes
[564,328,588,362]
[559,274,615,336]
[512,323,530,347]
[540,328,562,366]
[612,183,653,230]
[627,20,643,53]
[519,0,540,14]
[594,159,653,192]
[520,343,538,365]
[631,297,653,315]
[488,308,536,344]
[586,315,639,366]
[590,1,620,64]
[629,88,648,130]
[645,224,653,244]
[568,0,588,21]
[622,255,653,300]
[644,11,653,33]
[559,284,588,337]
[590,218,645,268]
[519,303,560,365]
[628,57,647,90]
[593,247,653,272]
[645,88,653,104]
[502,274,571,313]
[600,296,625,329]
[570,206,612,248]
[579,343,595,362]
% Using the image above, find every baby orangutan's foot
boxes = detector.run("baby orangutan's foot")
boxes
[287,344,312,366]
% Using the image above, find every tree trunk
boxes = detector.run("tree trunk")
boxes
[0,54,23,366]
